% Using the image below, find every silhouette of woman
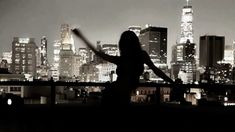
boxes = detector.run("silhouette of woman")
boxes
[72,29,174,105]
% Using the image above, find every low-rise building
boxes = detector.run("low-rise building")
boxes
[0,68,26,97]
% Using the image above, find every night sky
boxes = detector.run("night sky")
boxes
[0,0,235,64]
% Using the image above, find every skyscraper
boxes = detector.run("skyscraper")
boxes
[224,45,234,65]
[37,36,49,80]
[180,0,193,44]
[139,26,167,64]
[73,52,80,78]
[60,24,75,53]
[51,40,61,81]
[59,24,75,80]
[2,51,12,71]
[40,36,47,66]
[78,48,89,65]
[171,0,196,83]
[200,35,225,67]
[11,37,37,79]
[171,40,196,82]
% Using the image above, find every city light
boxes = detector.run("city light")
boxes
[7,98,12,105]
[19,38,29,43]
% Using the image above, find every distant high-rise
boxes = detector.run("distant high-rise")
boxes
[37,36,49,80]
[2,51,12,71]
[128,26,141,37]
[78,48,89,65]
[175,40,196,63]
[102,44,119,56]
[40,36,47,66]
[200,35,225,67]
[59,48,74,80]
[180,0,194,44]
[224,45,234,65]
[139,26,167,64]
[11,37,37,78]
[51,40,61,81]
[60,24,75,52]
[171,0,196,83]
[59,24,75,80]
[171,40,196,82]
[73,52,80,78]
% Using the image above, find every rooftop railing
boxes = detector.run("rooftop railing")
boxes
[0,80,235,108]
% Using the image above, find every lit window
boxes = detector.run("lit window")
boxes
[28,60,32,64]
[21,48,25,52]
[15,54,20,58]
[28,54,32,58]
[22,66,25,72]
[22,54,26,59]
[15,59,20,64]
[15,43,20,46]
[15,48,20,51]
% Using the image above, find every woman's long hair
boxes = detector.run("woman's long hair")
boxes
[119,31,142,57]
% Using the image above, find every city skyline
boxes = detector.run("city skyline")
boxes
[0,0,235,65]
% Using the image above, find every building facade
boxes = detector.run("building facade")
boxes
[59,24,75,80]
[96,43,119,82]
[0,68,26,97]
[96,62,117,82]
[180,0,194,44]
[51,40,61,81]
[199,35,225,67]
[139,26,167,64]
[2,51,12,71]
[37,36,49,80]
[224,45,234,65]
[11,37,37,79]
[171,0,196,83]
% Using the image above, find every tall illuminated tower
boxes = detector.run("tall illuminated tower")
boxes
[37,36,49,80]
[59,24,75,80]
[180,0,194,44]
[60,24,75,53]
[139,26,167,64]
[171,0,196,83]
[51,40,61,81]
[40,36,47,66]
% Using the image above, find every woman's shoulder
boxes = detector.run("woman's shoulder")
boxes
[141,50,148,55]
[140,50,149,57]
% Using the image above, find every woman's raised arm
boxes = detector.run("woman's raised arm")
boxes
[142,51,174,84]
[72,28,119,64]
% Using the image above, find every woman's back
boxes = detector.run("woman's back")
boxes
[116,52,144,88]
